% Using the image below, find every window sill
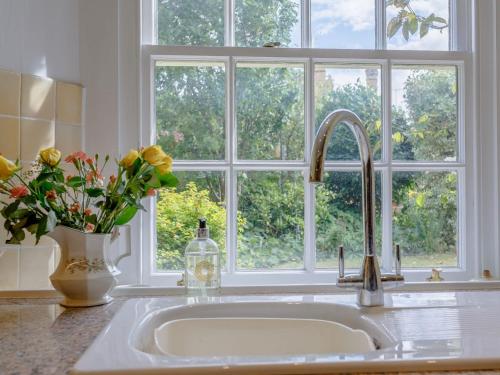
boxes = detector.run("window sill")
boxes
[2,280,500,299]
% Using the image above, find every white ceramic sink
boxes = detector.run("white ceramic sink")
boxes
[72,292,500,374]
[154,317,376,357]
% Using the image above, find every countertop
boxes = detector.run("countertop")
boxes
[1,294,500,375]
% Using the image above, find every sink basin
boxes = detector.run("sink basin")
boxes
[154,317,376,357]
[132,300,392,358]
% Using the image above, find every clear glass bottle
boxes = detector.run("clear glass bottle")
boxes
[185,218,221,296]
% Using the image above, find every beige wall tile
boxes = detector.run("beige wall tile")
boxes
[0,248,19,290]
[21,74,55,120]
[0,69,21,116]
[0,116,20,160]
[19,246,55,289]
[55,123,82,157]
[56,82,83,125]
[20,118,55,161]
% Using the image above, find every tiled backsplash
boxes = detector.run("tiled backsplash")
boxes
[0,68,84,290]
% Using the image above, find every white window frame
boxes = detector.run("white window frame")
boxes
[139,0,477,286]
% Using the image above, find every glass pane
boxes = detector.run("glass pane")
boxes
[393,171,457,268]
[316,171,382,269]
[386,0,449,51]
[155,61,225,160]
[236,63,305,160]
[156,171,226,271]
[157,0,224,46]
[235,0,301,48]
[315,64,382,160]
[237,171,304,270]
[311,0,375,49]
[392,65,457,161]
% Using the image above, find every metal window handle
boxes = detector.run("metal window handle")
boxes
[338,246,344,278]
[395,244,401,276]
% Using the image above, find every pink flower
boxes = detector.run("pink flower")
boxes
[146,188,156,197]
[9,185,29,199]
[65,151,89,163]
[84,208,92,216]
[172,130,184,143]
[86,158,94,165]
[85,223,95,232]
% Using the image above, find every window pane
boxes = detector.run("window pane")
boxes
[156,171,226,271]
[311,0,375,49]
[235,0,301,48]
[386,0,449,51]
[392,65,457,161]
[393,171,457,268]
[157,0,224,46]
[316,171,382,269]
[237,171,304,270]
[155,61,225,160]
[236,63,305,160]
[315,64,382,160]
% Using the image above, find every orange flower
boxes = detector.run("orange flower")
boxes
[45,190,57,201]
[69,202,80,213]
[146,188,156,197]
[85,223,95,232]
[84,208,92,216]
[9,185,29,199]
[65,151,89,163]
[109,175,116,183]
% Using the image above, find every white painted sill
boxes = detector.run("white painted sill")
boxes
[2,281,500,299]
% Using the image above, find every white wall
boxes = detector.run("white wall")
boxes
[0,0,80,82]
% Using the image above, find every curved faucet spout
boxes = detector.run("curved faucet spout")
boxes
[309,109,389,307]
[309,109,376,258]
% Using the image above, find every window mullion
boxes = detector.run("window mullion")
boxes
[375,0,386,50]
[227,56,237,275]
[225,0,235,47]
[304,57,314,272]
[302,0,311,48]
[381,60,393,273]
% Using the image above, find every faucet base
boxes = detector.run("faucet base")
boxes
[358,288,384,307]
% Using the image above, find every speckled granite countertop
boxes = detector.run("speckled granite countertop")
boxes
[1,296,500,375]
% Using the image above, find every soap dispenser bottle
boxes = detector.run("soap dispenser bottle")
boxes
[184,218,221,296]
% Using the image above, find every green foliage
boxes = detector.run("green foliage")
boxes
[237,171,303,269]
[386,0,448,41]
[154,0,457,270]
[156,182,228,270]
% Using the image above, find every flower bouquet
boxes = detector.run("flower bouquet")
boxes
[0,145,177,244]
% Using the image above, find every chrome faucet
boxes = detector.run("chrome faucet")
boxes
[309,109,404,307]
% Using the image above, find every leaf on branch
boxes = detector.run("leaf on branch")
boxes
[115,206,138,226]
[387,17,403,38]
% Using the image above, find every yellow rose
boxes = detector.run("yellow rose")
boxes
[155,155,173,175]
[0,156,17,180]
[142,145,167,166]
[39,147,61,167]
[120,149,139,168]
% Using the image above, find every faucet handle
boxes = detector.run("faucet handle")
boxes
[338,246,344,279]
[395,244,401,276]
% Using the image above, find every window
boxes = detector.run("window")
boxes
[142,0,473,285]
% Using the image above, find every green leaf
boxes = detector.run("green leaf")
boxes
[67,176,85,188]
[408,14,418,35]
[432,16,447,25]
[86,188,104,197]
[402,21,410,41]
[86,213,98,225]
[2,201,20,218]
[115,206,138,225]
[36,216,48,241]
[387,17,403,38]
[420,21,430,38]
[157,172,178,187]
[11,209,30,220]
[416,193,426,208]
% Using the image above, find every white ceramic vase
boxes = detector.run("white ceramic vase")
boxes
[47,226,120,307]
